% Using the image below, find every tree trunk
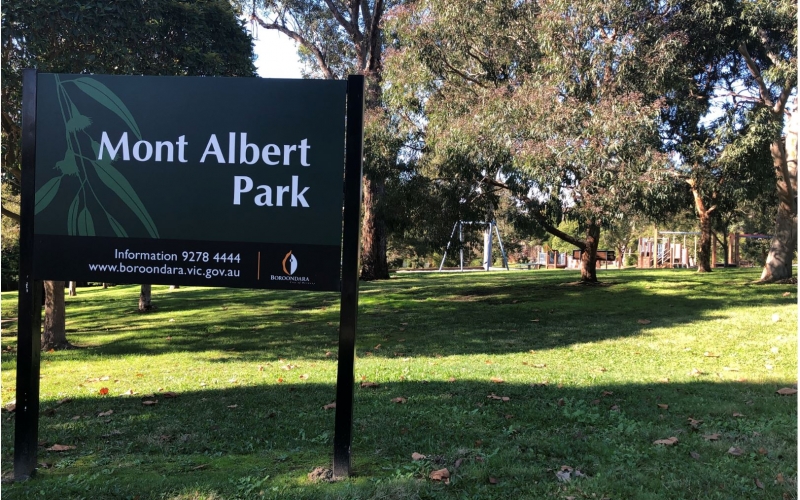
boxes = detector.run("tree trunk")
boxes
[41,280,67,350]
[760,136,797,282]
[139,284,152,312]
[579,224,601,283]
[360,176,389,280]
[68,281,77,296]
[689,181,713,273]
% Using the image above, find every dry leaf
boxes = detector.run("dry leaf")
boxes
[657,404,669,410]
[703,352,720,358]
[782,292,791,297]
[690,451,700,460]
[448,377,456,382]
[757,447,768,455]
[277,378,284,383]
[557,398,565,406]
[142,400,158,406]
[429,468,450,483]
[755,478,764,489]
[360,381,379,388]
[56,398,72,405]
[99,387,109,395]
[597,367,607,373]
[601,391,613,397]
[46,444,76,452]
[555,470,572,482]
[258,365,265,371]
[688,418,703,429]
[690,368,704,376]
[732,412,744,417]
[654,437,678,446]
[637,319,651,325]
[532,364,547,368]
[99,376,110,381]
[411,452,426,460]
[776,473,785,484]
[97,410,113,417]
[227,405,237,409]
[776,387,798,395]
[391,397,407,404]
[299,374,309,380]
[454,458,463,468]
[490,377,504,383]
[488,477,498,484]
[323,402,336,410]
[728,447,743,456]
[703,433,721,441]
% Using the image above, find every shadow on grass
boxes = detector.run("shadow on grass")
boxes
[2,269,788,363]
[1,379,796,499]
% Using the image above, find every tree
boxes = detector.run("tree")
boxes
[2,0,255,349]
[247,0,395,280]
[386,0,678,282]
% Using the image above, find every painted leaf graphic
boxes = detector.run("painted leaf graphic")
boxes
[72,78,141,139]
[34,176,62,214]
[106,213,129,237]
[78,208,95,236]
[91,141,159,238]
[67,194,80,235]
[55,150,79,176]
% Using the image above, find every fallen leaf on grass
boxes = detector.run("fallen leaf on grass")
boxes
[429,468,450,484]
[258,365,265,371]
[657,404,669,410]
[56,398,72,405]
[99,388,109,396]
[191,464,209,471]
[654,437,678,446]
[490,377,504,383]
[703,433,721,441]
[755,478,764,489]
[703,352,720,358]
[757,447,768,455]
[776,473,785,484]
[142,400,158,406]
[488,477,498,484]
[732,412,744,417]
[688,418,703,429]
[97,410,113,417]
[276,378,284,383]
[4,403,16,412]
[448,377,456,382]
[596,367,607,373]
[690,368,704,376]
[637,319,651,325]
[360,381,379,389]
[776,387,798,395]
[323,402,336,410]
[391,397,407,404]
[299,374,309,380]
[782,292,791,297]
[601,391,613,397]
[162,391,178,398]
[454,458,463,468]
[690,451,700,460]
[412,452,426,460]
[46,444,76,452]
[728,447,743,456]
[487,394,510,402]
[227,405,237,409]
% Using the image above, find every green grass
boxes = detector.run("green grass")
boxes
[0,268,796,499]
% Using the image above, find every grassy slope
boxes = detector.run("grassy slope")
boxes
[0,268,796,499]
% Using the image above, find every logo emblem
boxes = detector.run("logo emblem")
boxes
[282,251,298,275]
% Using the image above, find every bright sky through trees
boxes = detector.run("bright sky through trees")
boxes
[248,23,302,78]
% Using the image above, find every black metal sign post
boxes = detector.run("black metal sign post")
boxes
[15,69,43,481]
[333,75,364,477]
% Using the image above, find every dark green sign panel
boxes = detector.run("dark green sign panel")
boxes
[32,74,348,291]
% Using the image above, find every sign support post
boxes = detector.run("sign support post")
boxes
[15,69,43,481]
[333,75,364,478]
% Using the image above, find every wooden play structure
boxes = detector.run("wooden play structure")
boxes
[637,230,771,268]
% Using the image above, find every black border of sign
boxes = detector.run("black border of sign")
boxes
[13,71,365,481]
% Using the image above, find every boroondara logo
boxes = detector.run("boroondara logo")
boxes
[282,251,298,275]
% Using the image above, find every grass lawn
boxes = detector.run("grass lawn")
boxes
[0,268,796,499]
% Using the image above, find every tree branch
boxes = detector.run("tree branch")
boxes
[367,0,384,72]
[737,43,773,108]
[1,205,20,222]
[322,0,356,37]
[252,14,337,80]
[526,206,586,250]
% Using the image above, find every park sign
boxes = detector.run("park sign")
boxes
[15,71,364,480]
[31,73,349,291]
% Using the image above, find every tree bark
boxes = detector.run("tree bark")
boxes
[41,280,67,350]
[689,180,714,272]
[579,223,600,283]
[139,284,152,312]
[760,136,797,282]
[360,176,389,280]
[68,281,77,296]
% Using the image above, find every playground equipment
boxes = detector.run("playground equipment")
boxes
[439,220,510,271]
[637,231,771,268]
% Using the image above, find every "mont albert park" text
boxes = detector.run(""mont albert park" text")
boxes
[98,131,314,208]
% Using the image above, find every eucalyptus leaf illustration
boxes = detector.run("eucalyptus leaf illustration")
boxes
[72,78,142,140]
[34,176,62,214]
[90,141,159,238]
[67,194,80,235]
[77,208,95,236]
[106,213,129,238]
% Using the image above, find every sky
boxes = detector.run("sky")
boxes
[249,25,303,79]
